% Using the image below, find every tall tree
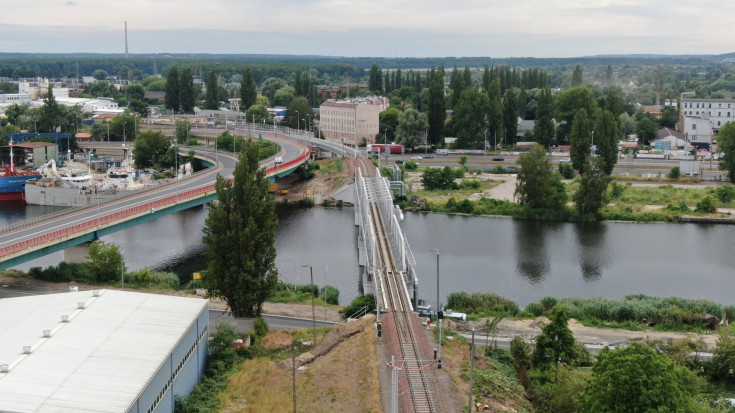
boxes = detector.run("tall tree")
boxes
[486,79,503,149]
[285,96,310,130]
[86,241,126,283]
[581,343,700,413]
[202,140,278,318]
[452,88,489,149]
[240,68,257,111]
[515,144,567,209]
[179,67,195,113]
[463,65,472,88]
[572,64,583,87]
[38,85,61,133]
[569,108,592,173]
[555,86,599,142]
[503,88,518,146]
[395,107,428,150]
[368,64,383,92]
[532,305,578,368]
[717,122,735,183]
[450,67,465,109]
[204,70,219,110]
[482,65,491,91]
[605,64,613,85]
[165,67,180,112]
[427,68,445,145]
[575,157,611,214]
[133,130,171,168]
[604,88,621,119]
[595,111,619,175]
[534,87,555,148]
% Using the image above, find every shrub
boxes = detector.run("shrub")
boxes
[253,317,269,339]
[491,165,506,174]
[404,160,418,170]
[716,183,735,204]
[668,166,681,179]
[322,285,339,305]
[558,163,575,179]
[540,296,558,310]
[609,181,627,199]
[185,138,200,146]
[133,269,153,285]
[297,197,315,208]
[456,199,475,214]
[446,291,519,315]
[696,195,719,213]
[422,166,458,190]
[343,294,375,319]
[460,180,481,190]
[525,302,545,316]
[152,271,180,290]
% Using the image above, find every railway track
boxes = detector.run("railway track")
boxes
[370,202,435,413]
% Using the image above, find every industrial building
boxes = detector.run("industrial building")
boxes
[0,289,208,413]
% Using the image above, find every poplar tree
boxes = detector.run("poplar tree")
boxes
[205,71,219,110]
[179,67,195,113]
[240,68,257,111]
[572,64,583,87]
[482,65,491,91]
[486,79,503,147]
[165,67,179,111]
[534,87,555,148]
[368,64,382,92]
[595,110,619,175]
[202,140,278,318]
[569,108,591,174]
[427,68,445,145]
[503,88,518,145]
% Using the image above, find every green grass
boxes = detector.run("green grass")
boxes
[316,158,344,175]
[409,179,502,204]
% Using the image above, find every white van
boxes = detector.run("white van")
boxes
[274,156,284,165]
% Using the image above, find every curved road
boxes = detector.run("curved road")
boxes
[0,136,308,268]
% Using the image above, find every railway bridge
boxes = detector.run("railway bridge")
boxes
[355,168,437,413]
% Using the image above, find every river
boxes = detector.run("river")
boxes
[3,203,735,307]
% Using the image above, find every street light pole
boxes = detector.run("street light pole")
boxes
[324,266,328,321]
[120,249,126,289]
[430,248,442,367]
[295,110,300,131]
[303,264,316,344]
[591,130,595,156]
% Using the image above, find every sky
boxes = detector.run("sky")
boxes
[1,0,733,58]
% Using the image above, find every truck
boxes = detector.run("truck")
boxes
[367,143,404,155]
[436,149,449,155]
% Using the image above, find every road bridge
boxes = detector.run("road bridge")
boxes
[0,128,310,269]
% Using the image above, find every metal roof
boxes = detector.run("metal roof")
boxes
[0,289,207,412]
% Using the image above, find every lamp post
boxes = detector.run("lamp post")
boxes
[484,129,488,157]
[324,266,328,321]
[430,248,442,367]
[120,249,126,289]
[302,264,316,345]
[591,130,595,156]
[123,121,126,144]
[295,110,300,131]
[106,121,110,143]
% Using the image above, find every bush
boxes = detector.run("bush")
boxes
[186,138,200,146]
[540,296,558,310]
[253,317,269,339]
[446,291,519,315]
[558,163,575,179]
[152,271,180,290]
[668,166,681,179]
[525,302,545,316]
[343,294,375,319]
[297,197,315,208]
[696,195,719,213]
[609,182,627,199]
[422,166,458,190]
[716,183,735,204]
[133,268,153,284]
[322,285,339,305]
[460,179,481,190]
[456,199,475,214]
[404,160,418,170]
[491,165,506,174]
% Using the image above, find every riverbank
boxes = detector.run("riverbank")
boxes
[400,171,735,223]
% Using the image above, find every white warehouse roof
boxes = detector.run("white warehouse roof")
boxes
[0,289,207,412]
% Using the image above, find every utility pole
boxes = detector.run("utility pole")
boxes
[324,266,328,321]
[469,324,475,411]
[292,340,296,413]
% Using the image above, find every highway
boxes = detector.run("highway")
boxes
[0,135,308,268]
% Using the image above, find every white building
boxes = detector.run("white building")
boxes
[0,289,208,413]
[319,96,389,146]
[680,97,735,145]
[0,93,31,104]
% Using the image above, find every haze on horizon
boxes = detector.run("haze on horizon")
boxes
[1,0,732,58]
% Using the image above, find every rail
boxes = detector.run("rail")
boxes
[370,202,435,413]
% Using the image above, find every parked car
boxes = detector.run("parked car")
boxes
[492,157,504,161]
[560,157,572,163]
[424,155,434,159]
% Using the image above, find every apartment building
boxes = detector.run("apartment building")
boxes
[679,97,735,145]
[318,96,389,146]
